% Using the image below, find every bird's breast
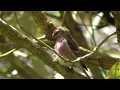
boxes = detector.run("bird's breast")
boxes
[55,38,65,54]
[54,37,76,60]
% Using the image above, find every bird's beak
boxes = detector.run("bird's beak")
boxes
[52,33,55,39]
[52,27,59,39]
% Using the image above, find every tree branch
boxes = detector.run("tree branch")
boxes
[74,32,117,69]
[112,11,120,43]
[77,47,119,70]
[0,18,87,79]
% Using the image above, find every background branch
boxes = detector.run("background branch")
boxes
[112,11,120,43]
[60,11,90,49]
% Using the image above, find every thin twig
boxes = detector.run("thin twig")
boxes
[89,14,97,46]
[45,12,107,27]
[93,32,117,52]
[77,12,92,36]
[0,49,16,58]
[61,11,66,26]
[77,12,96,46]
[44,12,61,20]
[74,31,117,62]
[78,23,106,27]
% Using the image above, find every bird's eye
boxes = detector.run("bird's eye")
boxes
[54,31,59,36]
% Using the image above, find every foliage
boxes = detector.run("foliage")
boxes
[106,61,120,79]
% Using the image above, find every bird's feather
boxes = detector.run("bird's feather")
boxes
[66,32,80,57]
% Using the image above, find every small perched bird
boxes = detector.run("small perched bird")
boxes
[52,26,88,75]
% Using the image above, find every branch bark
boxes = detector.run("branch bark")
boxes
[78,47,119,70]
[112,11,120,43]
[0,18,87,79]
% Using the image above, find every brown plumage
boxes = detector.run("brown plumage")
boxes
[52,26,87,70]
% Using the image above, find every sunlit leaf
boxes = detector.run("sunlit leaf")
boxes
[106,61,120,79]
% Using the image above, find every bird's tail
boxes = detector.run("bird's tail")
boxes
[80,61,88,71]
[80,62,90,78]
[73,62,90,78]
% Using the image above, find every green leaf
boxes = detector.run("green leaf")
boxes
[106,61,120,79]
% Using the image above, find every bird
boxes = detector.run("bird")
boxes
[52,26,88,76]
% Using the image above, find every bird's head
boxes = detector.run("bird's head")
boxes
[52,26,69,39]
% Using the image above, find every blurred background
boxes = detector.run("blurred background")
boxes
[0,11,118,79]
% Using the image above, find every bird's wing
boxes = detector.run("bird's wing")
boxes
[67,36,88,70]
[66,34,88,70]
[67,34,80,57]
